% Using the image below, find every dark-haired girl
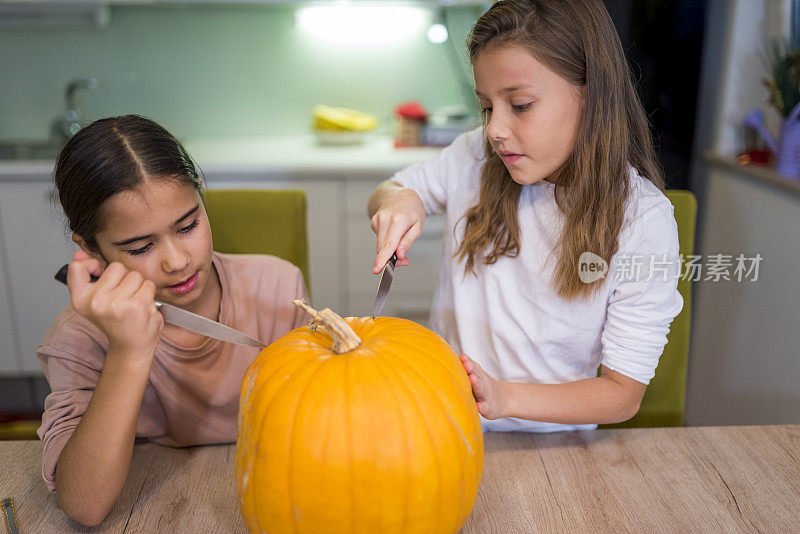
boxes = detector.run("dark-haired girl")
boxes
[37,115,308,526]
[369,0,683,431]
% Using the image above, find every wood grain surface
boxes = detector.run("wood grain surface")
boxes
[1,425,797,533]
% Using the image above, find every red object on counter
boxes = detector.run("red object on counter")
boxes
[394,101,428,121]
[737,149,773,166]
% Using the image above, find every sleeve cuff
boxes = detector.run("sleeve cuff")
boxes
[40,427,75,493]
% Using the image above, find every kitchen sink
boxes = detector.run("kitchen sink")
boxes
[0,140,62,160]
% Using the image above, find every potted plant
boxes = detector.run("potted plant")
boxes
[759,41,800,178]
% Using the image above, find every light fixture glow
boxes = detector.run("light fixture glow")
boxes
[427,22,449,44]
[297,5,427,46]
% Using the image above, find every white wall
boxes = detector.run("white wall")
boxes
[686,0,800,426]
[686,166,800,425]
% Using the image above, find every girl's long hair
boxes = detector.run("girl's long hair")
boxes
[457,0,664,300]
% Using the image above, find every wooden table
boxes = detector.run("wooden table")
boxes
[1,425,798,533]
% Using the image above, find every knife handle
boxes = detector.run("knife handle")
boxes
[55,264,99,285]
[55,264,165,309]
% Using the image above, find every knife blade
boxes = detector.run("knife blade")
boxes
[372,253,397,318]
[54,264,265,348]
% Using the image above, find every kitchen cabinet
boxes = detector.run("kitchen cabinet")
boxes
[0,171,445,375]
[0,220,21,373]
[686,155,800,425]
[203,172,344,313]
[345,216,444,324]
[344,178,445,325]
[0,136,445,375]
[0,179,74,374]
[187,134,446,322]
[202,171,446,324]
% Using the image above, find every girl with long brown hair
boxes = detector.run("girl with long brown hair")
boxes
[368,0,683,431]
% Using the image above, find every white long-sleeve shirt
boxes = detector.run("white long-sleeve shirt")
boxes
[393,127,683,432]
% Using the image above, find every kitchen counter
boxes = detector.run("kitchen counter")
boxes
[183,135,443,177]
[704,151,800,198]
[2,425,798,532]
[0,160,55,180]
[0,135,444,181]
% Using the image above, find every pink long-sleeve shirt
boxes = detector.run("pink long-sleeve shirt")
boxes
[36,252,309,492]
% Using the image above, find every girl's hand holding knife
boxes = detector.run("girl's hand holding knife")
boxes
[369,184,426,274]
[67,250,163,362]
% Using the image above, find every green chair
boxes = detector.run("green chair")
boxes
[204,189,310,289]
[602,189,697,428]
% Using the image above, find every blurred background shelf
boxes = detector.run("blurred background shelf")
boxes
[704,152,800,198]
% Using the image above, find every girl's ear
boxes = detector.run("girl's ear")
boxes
[71,234,108,267]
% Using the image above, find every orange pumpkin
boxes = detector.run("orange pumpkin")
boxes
[235,301,484,534]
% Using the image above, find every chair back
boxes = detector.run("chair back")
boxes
[204,189,310,288]
[603,189,697,428]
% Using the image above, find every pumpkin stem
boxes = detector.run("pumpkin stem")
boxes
[293,299,361,354]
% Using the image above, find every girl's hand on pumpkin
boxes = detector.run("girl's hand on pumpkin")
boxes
[68,250,163,362]
[459,354,508,420]
[370,187,425,274]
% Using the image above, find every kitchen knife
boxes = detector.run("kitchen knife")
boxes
[54,264,266,348]
[372,253,397,318]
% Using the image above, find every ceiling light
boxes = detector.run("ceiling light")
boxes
[297,5,427,46]
[427,22,448,44]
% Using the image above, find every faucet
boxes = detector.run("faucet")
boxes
[50,78,98,144]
